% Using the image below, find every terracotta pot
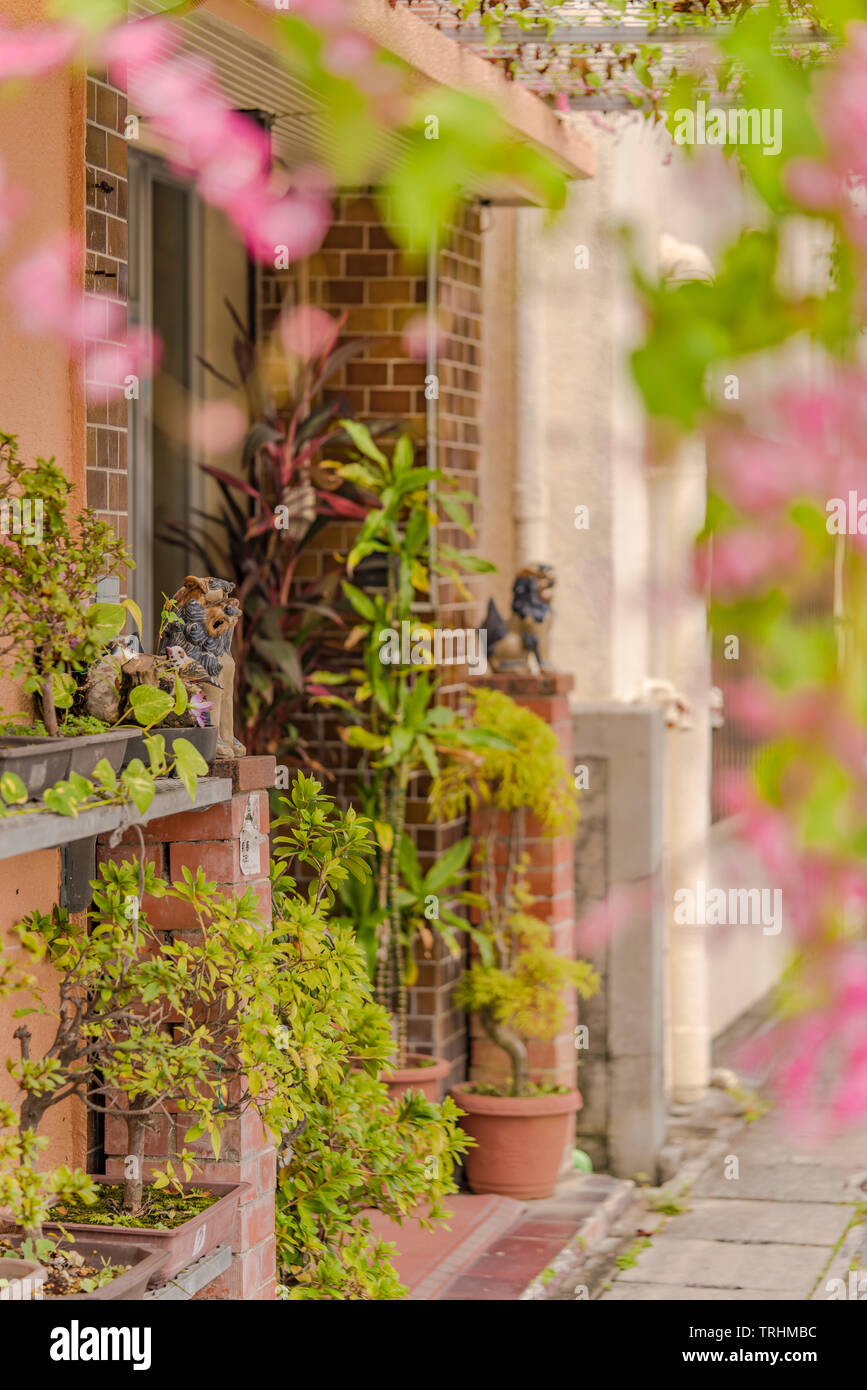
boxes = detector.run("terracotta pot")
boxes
[44,1176,248,1282]
[2,1235,166,1300]
[451,1086,583,1199]
[382,1053,451,1102]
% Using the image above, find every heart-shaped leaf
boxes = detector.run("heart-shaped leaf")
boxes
[129,685,174,729]
[172,738,208,803]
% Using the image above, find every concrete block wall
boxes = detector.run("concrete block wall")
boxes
[572,703,667,1181]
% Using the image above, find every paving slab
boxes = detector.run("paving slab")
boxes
[660,1197,851,1247]
[616,1235,827,1295]
[600,1282,801,1302]
[693,1161,856,1203]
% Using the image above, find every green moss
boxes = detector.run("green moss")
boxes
[460,1081,572,1098]
[55,1184,217,1231]
[0,715,109,739]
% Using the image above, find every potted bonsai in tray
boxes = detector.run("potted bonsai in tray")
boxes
[0,434,141,797]
[430,687,599,1199]
[5,857,298,1280]
[0,1102,166,1299]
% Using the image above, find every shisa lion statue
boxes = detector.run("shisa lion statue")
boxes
[481,563,555,673]
[157,575,246,759]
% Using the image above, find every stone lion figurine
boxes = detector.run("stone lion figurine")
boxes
[481,563,555,673]
[157,575,246,759]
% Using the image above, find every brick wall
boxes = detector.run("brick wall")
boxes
[85,73,129,551]
[96,758,278,1301]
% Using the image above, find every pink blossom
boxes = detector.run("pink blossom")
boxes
[99,16,179,73]
[0,20,81,81]
[279,305,338,360]
[190,400,247,454]
[326,32,374,74]
[401,312,444,361]
[237,189,330,264]
[785,158,842,210]
[85,327,162,400]
[695,526,801,599]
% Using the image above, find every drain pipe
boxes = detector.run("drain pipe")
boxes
[652,233,714,1106]
[426,233,440,610]
[514,209,549,566]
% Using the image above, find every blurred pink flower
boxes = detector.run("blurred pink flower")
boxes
[326,32,374,74]
[238,189,330,264]
[785,158,841,210]
[85,327,162,400]
[0,20,80,81]
[401,312,444,362]
[190,400,247,454]
[695,526,800,599]
[278,305,337,360]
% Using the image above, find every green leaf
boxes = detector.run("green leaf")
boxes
[120,760,155,815]
[90,758,117,793]
[341,582,376,622]
[52,672,76,710]
[339,419,388,468]
[424,836,471,894]
[0,772,27,805]
[173,738,208,803]
[129,685,174,729]
[144,733,167,775]
[173,675,189,716]
[85,602,126,645]
[122,596,144,639]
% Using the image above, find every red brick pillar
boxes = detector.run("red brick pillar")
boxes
[468,673,578,1092]
[97,756,278,1301]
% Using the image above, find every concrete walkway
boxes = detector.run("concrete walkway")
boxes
[599,1112,867,1301]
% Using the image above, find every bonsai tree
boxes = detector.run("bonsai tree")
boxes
[6,857,301,1216]
[268,773,472,1299]
[455,866,599,1096]
[0,1101,97,1241]
[431,687,599,1095]
[0,433,137,736]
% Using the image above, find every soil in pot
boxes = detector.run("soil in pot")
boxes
[44,1176,247,1282]
[451,1085,583,1200]
[0,1235,166,1300]
[382,1052,451,1103]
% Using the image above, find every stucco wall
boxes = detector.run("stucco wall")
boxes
[0,2,87,1168]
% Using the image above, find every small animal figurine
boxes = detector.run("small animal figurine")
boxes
[158,575,246,758]
[482,563,556,673]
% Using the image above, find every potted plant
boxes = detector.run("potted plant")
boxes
[160,304,375,774]
[0,433,141,796]
[312,427,499,1094]
[0,1102,166,1299]
[5,856,299,1280]
[268,772,472,1298]
[430,687,600,1199]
